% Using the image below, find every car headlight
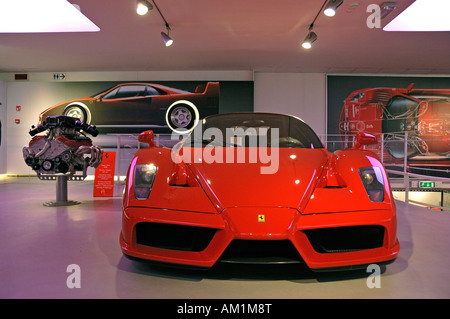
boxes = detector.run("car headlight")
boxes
[358,166,384,202]
[134,164,158,200]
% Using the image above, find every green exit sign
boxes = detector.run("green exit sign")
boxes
[419,181,435,188]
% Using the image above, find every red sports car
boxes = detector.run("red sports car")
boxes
[339,84,450,167]
[38,82,219,133]
[120,113,399,271]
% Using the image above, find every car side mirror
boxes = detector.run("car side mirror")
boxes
[352,132,377,150]
[138,130,156,147]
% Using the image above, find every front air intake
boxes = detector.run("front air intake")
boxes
[304,225,385,253]
[219,240,304,264]
[135,222,216,252]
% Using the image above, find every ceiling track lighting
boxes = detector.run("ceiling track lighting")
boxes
[136,0,153,16]
[323,0,344,17]
[136,0,173,47]
[301,30,318,49]
[161,25,173,47]
[300,0,343,49]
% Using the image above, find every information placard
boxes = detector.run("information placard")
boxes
[93,151,116,197]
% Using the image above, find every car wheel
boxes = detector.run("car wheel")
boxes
[63,105,88,123]
[166,100,200,134]
[170,105,192,128]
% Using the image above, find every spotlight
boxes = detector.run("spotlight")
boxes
[301,31,317,49]
[161,29,173,47]
[380,2,397,19]
[323,0,344,17]
[136,0,153,15]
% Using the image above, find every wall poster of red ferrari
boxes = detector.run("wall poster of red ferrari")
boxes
[35,80,254,135]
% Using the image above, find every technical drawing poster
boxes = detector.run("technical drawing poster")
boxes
[327,75,450,168]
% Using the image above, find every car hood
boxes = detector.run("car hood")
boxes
[40,97,95,115]
[185,148,328,212]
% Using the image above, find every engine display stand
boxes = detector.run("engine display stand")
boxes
[42,175,81,207]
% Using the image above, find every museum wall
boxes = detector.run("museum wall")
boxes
[1,70,327,175]
[253,72,326,137]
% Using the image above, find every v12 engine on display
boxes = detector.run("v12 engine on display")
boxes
[23,116,103,179]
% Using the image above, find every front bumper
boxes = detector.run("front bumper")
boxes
[120,206,399,271]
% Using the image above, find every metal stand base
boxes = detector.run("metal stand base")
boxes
[43,175,80,207]
[43,200,81,207]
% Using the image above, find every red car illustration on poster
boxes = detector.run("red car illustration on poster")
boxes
[38,82,220,133]
[120,112,399,271]
[339,84,450,167]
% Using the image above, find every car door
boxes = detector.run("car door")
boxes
[96,84,159,126]
[136,85,175,126]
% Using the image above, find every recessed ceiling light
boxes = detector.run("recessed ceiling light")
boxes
[0,0,100,33]
[383,0,450,31]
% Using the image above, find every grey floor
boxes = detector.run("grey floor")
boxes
[1,176,449,299]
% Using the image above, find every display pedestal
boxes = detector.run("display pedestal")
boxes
[43,175,80,207]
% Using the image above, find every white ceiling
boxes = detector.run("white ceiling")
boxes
[0,0,449,74]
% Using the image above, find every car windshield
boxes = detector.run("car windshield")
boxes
[184,113,324,148]
[91,87,112,98]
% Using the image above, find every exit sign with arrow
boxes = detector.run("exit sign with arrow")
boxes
[53,73,66,80]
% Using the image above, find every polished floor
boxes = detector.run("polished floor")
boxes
[0,176,449,299]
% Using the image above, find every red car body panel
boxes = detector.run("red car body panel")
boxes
[120,113,399,271]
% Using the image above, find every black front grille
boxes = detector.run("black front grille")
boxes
[304,225,385,253]
[219,240,303,264]
[135,222,216,252]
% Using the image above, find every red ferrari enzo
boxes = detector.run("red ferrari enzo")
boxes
[38,82,219,133]
[120,113,399,271]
